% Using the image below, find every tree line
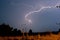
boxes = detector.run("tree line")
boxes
[0,23,60,36]
[0,23,32,36]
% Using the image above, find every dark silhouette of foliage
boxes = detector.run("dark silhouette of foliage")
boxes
[13,28,18,35]
[56,6,60,8]
[0,23,22,36]
[0,23,60,36]
[59,29,60,32]
[17,30,22,35]
[0,23,13,36]
[29,29,32,33]
[28,29,33,35]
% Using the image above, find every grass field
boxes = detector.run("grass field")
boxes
[0,33,60,40]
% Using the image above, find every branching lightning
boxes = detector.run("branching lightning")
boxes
[25,1,60,24]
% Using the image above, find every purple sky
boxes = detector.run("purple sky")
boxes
[0,0,60,32]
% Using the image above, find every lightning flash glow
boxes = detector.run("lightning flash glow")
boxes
[25,2,60,24]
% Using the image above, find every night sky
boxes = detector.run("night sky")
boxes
[0,0,60,32]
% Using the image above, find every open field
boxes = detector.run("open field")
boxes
[0,33,60,40]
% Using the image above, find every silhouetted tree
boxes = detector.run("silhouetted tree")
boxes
[59,29,60,32]
[0,23,13,36]
[12,28,18,35]
[17,30,22,35]
[0,23,22,36]
[29,29,32,33]
[56,6,60,8]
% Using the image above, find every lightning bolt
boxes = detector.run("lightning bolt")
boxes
[25,1,60,24]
